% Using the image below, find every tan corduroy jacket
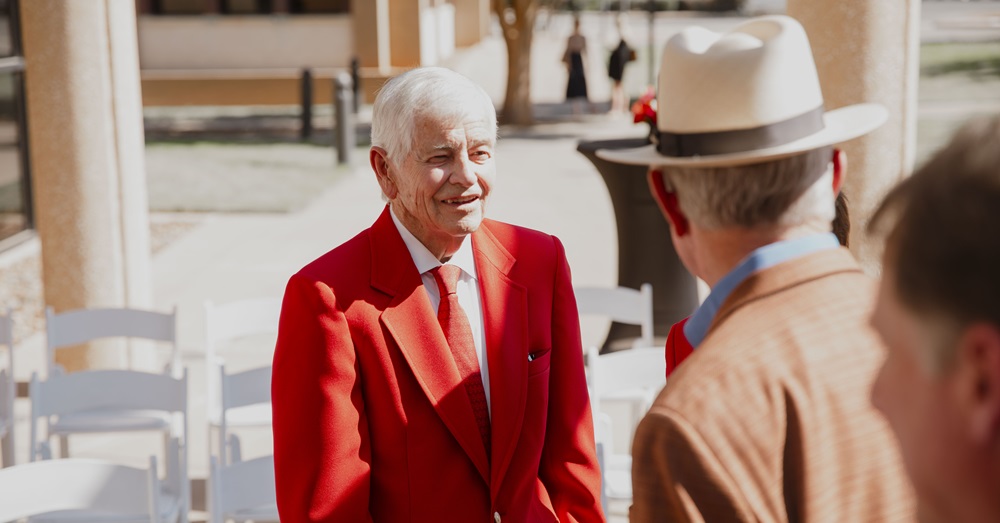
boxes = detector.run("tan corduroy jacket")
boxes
[630,248,916,523]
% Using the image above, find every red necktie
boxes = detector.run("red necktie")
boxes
[429,265,491,457]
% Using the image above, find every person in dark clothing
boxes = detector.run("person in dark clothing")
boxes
[563,17,589,114]
[608,16,635,114]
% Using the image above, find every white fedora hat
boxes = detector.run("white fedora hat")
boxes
[597,15,888,168]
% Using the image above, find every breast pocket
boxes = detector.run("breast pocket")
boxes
[527,348,551,377]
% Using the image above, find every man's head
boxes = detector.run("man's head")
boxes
[869,116,1000,522]
[647,147,845,282]
[369,67,498,260]
[595,16,884,282]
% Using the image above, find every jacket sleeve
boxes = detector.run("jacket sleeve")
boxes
[271,273,374,523]
[538,236,606,523]
[630,405,755,523]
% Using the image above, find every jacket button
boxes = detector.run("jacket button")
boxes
[493,512,501,523]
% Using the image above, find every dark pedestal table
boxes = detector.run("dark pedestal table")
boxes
[577,138,700,352]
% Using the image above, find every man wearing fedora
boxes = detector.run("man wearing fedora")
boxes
[598,16,915,521]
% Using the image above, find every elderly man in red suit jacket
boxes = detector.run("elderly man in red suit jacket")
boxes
[271,67,604,523]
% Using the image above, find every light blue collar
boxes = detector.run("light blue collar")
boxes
[683,233,840,348]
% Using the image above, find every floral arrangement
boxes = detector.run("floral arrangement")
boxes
[631,87,658,143]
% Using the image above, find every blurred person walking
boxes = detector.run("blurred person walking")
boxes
[563,16,590,115]
[869,115,1000,523]
[598,16,915,522]
[607,15,636,114]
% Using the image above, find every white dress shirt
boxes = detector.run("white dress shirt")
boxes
[390,208,491,415]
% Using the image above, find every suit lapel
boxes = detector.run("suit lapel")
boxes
[472,221,528,496]
[370,207,490,482]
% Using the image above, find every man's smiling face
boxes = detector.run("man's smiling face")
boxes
[384,102,496,258]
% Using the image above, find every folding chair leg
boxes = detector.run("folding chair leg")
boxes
[1,433,12,467]
[59,435,69,458]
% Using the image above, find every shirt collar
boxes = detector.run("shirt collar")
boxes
[683,232,840,348]
[389,206,478,280]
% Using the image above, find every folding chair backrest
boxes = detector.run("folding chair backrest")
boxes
[30,369,187,418]
[204,298,282,352]
[204,297,280,400]
[574,283,654,346]
[209,454,277,522]
[223,365,272,411]
[204,298,280,465]
[586,346,666,399]
[45,306,178,374]
[0,457,161,522]
[29,369,188,463]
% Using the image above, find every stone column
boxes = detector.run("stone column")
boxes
[454,0,489,48]
[21,0,153,372]
[787,0,921,274]
[354,0,391,74]
[389,0,425,68]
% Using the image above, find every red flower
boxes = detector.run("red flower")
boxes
[631,87,657,126]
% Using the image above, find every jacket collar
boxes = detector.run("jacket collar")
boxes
[709,247,863,336]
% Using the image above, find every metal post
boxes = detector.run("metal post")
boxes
[647,0,655,87]
[300,68,313,141]
[350,57,361,114]
[334,72,355,165]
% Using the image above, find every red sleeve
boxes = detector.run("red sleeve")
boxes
[665,317,694,380]
[539,236,606,522]
[271,274,374,523]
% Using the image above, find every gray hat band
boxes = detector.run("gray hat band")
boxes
[656,106,826,158]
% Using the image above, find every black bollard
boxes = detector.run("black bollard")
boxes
[334,72,355,165]
[300,68,313,141]
[350,57,361,114]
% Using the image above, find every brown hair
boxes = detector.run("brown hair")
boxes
[833,192,850,247]
[870,115,1000,335]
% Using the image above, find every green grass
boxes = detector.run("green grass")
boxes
[921,41,1000,76]
[145,142,356,213]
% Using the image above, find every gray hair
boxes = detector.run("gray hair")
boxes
[663,147,835,229]
[370,67,498,163]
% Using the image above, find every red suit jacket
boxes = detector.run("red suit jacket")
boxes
[272,207,604,523]
[664,317,693,379]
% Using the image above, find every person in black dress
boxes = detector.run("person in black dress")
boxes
[563,17,589,114]
[607,17,634,114]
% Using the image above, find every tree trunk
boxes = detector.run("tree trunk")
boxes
[495,1,537,125]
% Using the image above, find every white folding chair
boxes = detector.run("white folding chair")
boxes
[29,369,190,523]
[0,457,164,523]
[45,306,179,376]
[44,306,179,458]
[214,363,272,467]
[574,283,654,348]
[0,308,14,467]
[204,298,280,466]
[586,345,666,509]
[209,452,279,523]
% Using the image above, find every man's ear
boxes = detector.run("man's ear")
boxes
[647,169,689,237]
[956,323,1000,445]
[832,148,847,195]
[370,147,397,200]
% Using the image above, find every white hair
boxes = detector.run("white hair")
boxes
[663,147,836,229]
[370,67,498,163]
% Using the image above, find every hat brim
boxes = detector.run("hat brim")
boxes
[595,103,888,168]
